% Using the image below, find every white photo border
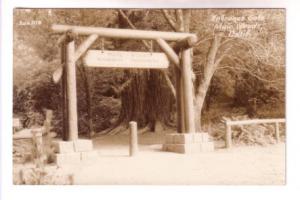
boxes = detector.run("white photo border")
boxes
[1,1,299,200]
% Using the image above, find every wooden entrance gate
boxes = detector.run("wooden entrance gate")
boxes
[52,24,197,141]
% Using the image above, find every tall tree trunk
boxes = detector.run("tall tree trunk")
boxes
[78,66,95,137]
[117,11,175,132]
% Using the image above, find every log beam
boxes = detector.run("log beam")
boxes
[155,38,180,68]
[53,34,99,83]
[173,36,198,53]
[74,34,98,61]
[52,24,197,41]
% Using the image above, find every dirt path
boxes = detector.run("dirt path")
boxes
[71,133,285,185]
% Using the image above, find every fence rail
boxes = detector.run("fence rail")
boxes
[225,118,285,149]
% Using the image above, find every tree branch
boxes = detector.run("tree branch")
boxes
[118,9,151,50]
[195,37,213,46]
[175,9,184,32]
[162,70,176,98]
[216,65,283,83]
[161,9,177,31]
[118,9,177,99]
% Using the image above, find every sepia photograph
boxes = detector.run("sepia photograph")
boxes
[12,8,286,185]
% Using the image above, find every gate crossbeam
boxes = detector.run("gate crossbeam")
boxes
[52,24,197,42]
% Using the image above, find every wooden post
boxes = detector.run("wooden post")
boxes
[65,36,78,141]
[225,120,232,149]
[44,109,53,136]
[129,121,138,156]
[180,73,186,132]
[181,49,195,133]
[275,122,280,143]
[175,68,183,133]
[61,43,68,141]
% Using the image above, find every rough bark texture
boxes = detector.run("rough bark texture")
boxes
[78,66,95,138]
[195,35,222,131]
[118,70,175,131]
[117,11,175,132]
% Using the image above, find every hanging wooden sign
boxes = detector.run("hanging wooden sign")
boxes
[83,50,169,69]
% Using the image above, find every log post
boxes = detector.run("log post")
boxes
[181,49,195,133]
[129,121,138,156]
[65,34,78,141]
[275,122,280,143]
[175,68,183,133]
[225,120,232,148]
[61,43,68,141]
[44,109,53,136]
[180,72,186,132]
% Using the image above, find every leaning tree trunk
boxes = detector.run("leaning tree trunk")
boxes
[194,35,222,131]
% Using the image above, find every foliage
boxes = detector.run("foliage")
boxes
[13,8,285,135]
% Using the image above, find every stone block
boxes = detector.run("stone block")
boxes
[165,134,175,144]
[174,134,193,144]
[163,144,172,152]
[73,139,93,152]
[80,151,99,162]
[163,132,214,154]
[52,141,74,153]
[200,141,214,152]
[193,133,209,143]
[163,144,192,154]
[54,152,81,167]
[163,142,214,154]
[173,144,187,153]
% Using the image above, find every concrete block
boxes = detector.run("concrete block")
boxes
[54,152,81,166]
[80,150,99,162]
[173,134,193,144]
[52,141,74,153]
[73,139,93,152]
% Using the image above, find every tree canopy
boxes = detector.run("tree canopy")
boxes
[13,8,285,135]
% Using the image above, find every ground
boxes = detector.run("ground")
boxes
[68,131,285,185]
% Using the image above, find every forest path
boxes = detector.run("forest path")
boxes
[73,132,285,185]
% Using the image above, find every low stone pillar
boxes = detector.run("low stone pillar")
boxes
[162,132,214,154]
[52,139,98,167]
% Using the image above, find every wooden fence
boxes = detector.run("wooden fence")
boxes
[225,118,286,148]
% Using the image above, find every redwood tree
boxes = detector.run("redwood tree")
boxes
[113,10,176,133]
